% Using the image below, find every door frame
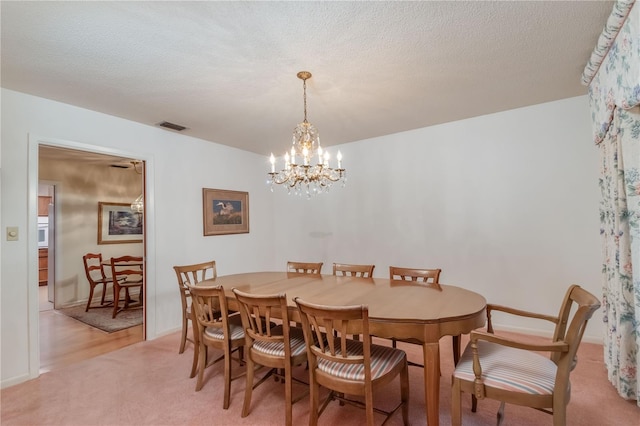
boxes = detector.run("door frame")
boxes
[27,134,156,380]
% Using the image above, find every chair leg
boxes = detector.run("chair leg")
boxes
[242,358,255,418]
[112,286,120,318]
[179,314,188,354]
[497,401,505,425]
[309,378,319,426]
[85,285,95,312]
[451,378,462,426]
[365,375,375,426]
[284,365,293,426]
[223,344,232,409]
[452,334,461,365]
[400,360,409,425]
[100,282,107,305]
[471,394,478,412]
[195,343,207,392]
[190,317,199,378]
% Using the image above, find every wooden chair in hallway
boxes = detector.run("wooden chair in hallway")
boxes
[110,256,143,319]
[82,253,116,312]
[232,288,308,426]
[173,261,217,356]
[451,285,601,426]
[332,263,375,278]
[287,261,323,275]
[187,283,245,409]
[294,297,409,426]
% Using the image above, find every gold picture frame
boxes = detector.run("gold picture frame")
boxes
[202,188,249,236]
[98,202,143,244]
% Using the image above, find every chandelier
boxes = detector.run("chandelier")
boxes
[268,71,346,197]
[130,161,144,213]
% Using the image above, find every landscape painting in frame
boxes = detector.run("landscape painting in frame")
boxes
[98,202,143,244]
[203,188,249,236]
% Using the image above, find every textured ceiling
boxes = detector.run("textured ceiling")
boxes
[1,1,613,157]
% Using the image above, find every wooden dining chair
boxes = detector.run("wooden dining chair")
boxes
[389,266,441,289]
[332,263,375,278]
[287,261,323,275]
[187,283,245,409]
[451,285,601,426]
[82,253,116,312]
[294,297,409,426]
[110,255,143,319]
[388,266,454,366]
[232,288,308,426]
[173,261,217,355]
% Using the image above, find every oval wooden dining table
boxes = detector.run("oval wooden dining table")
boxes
[202,271,486,426]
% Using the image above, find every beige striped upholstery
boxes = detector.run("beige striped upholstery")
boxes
[451,285,600,426]
[294,297,410,425]
[318,338,407,381]
[453,340,557,395]
[204,315,245,341]
[252,326,306,357]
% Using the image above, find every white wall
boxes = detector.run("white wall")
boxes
[272,96,603,340]
[1,88,276,387]
[1,89,603,389]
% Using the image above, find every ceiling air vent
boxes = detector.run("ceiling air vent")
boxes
[158,121,187,132]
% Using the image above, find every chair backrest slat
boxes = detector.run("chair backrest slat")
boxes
[232,288,292,351]
[287,261,323,275]
[187,284,229,331]
[295,297,369,367]
[174,261,217,290]
[333,263,375,278]
[389,266,442,289]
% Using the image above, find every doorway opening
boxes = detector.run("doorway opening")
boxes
[38,145,146,373]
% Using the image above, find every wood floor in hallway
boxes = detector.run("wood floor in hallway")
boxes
[39,305,143,373]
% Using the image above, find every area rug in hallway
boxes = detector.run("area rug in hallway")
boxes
[57,305,142,333]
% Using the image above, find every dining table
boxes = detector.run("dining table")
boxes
[202,271,486,426]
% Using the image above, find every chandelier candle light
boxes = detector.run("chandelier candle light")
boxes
[268,71,346,197]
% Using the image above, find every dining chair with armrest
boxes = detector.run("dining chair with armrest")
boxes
[388,266,456,366]
[173,261,217,355]
[232,288,308,426]
[332,263,375,278]
[451,284,601,426]
[287,261,323,275]
[187,283,245,409]
[294,297,409,426]
[82,253,116,312]
[110,255,143,319]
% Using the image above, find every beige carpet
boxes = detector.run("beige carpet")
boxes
[1,332,638,425]
[57,304,142,333]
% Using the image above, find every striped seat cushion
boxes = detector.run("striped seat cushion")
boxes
[204,316,245,341]
[317,339,406,381]
[453,340,557,395]
[252,326,306,357]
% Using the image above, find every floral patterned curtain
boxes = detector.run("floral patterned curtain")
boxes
[583,0,640,406]
[598,106,640,404]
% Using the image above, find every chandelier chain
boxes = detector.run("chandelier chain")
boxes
[302,78,308,124]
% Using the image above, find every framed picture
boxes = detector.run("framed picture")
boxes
[202,188,249,236]
[98,202,143,244]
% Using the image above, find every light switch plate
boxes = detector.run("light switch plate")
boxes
[7,226,18,241]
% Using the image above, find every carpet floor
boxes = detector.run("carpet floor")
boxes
[1,332,638,425]
[57,303,142,333]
